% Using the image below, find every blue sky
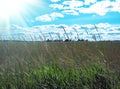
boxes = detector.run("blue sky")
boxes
[0,0,120,41]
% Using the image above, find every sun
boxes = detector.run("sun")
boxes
[0,0,22,18]
[0,0,42,28]
[0,0,38,19]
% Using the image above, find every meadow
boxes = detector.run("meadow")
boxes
[0,40,120,89]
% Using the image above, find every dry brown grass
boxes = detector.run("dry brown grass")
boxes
[0,41,120,71]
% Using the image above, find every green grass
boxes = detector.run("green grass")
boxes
[0,41,120,89]
[0,63,120,89]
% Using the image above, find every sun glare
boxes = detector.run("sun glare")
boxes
[0,0,41,28]
[0,0,38,19]
[0,0,21,17]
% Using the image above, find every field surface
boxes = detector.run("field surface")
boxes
[0,41,120,89]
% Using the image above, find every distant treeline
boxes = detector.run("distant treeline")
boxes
[46,39,88,42]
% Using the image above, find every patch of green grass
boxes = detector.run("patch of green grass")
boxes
[0,63,120,89]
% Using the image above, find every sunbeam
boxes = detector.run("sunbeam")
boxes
[0,0,41,27]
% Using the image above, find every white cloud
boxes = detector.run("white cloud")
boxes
[75,0,114,16]
[36,12,64,22]
[31,23,120,41]
[74,0,120,16]
[62,10,79,15]
[110,2,120,12]
[96,23,111,28]
[63,0,83,8]
[50,12,64,18]
[50,0,83,10]
[1,23,120,41]
[116,0,120,3]
[50,0,120,16]
[84,0,96,5]
[51,0,60,2]
[36,14,52,22]
[49,4,63,9]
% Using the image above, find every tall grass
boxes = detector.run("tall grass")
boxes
[0,40,120,88]
[0,63,120,89]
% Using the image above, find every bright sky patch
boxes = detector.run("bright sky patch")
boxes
[0,0,120,41]
[0,0,27,18]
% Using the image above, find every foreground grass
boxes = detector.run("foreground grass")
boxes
[0,41,120,89]
[0,64,120,89]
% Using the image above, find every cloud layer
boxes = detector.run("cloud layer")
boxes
[1,23,120,41]
[49,0,120,16]
[36,12,64,22]
[36,0,120,22]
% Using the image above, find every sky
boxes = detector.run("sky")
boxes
[0,0,120,41]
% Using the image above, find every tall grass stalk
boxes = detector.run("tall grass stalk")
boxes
[94,24,102,41]
[73,27,80,40]
[62,26,70,40]
[48,32,53,41]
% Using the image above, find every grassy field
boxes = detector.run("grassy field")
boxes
[0,41,120,89]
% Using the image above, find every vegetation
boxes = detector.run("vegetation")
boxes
[0,41,120,89]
